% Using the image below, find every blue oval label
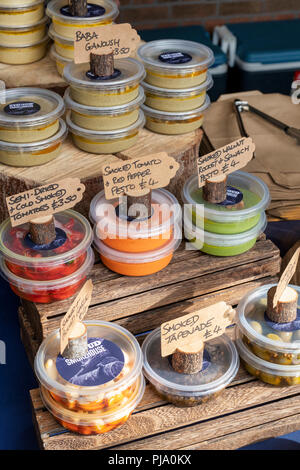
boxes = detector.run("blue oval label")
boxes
[217,186,243,206]
[159,51,192,64]
[24,227,67,251]
[4,101,40,116]
[56,337,125,386]
[264,309,300,332]
[60,3,106,18]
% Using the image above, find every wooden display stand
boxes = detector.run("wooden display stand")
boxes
[0,129,202,222]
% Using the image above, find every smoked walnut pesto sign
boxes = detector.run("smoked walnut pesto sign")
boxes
[103,153,179,199]
[197,137,255,187]
[161,302,236,357]
[74,23,140,64]
[6,178,85,227]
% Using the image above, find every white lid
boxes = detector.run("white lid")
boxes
[46,0,118,24]
[93,226,182,263]
[0,87,65,128]
[64,58,145,91]
[184,212,267,247]
[91,188,181,237]
[142,72,213,97]
[182,171,270,223]
[0,118,67,152]
[64,86,145,115]
[138,39,214,72]
[142,94,210,120]
[66,110,145,140]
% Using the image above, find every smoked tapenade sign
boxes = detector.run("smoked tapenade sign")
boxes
[6,178,85,226]
[74,23,140,63]
[197,137,255,187]
[161,302,236,357]
[103,152,179,199]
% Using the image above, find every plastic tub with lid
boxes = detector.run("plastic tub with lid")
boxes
[0,88,65,143]
[48,23,73,59]
[142,73,213,112]
[91,188,181,252]
[0,118,67,166]
[0,209,93,281]
[0,246,94,303]
[138,40,214,89]
[63,58,145,107]
[142,327,239,406]
[0,1,44,27]
[64,87,145,131]
[182,171,270,235]
[0,16,47,47]
[184,211,267,257]
[0,0,43,6]
[237,284,300,366]
[0,34,49,65]
[93,227,181,276]
[34,320,143,415]
[67,110,145,154]
[46,0,118,39]
[50,44,72,77]
[236,335,300,386]
[142,96,210,135]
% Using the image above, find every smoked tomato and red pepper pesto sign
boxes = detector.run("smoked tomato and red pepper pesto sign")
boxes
[161,301,236,357]
[6,178,85,227]
[102,152,179,199]
[197,138,255,187]
[74,23,140,64]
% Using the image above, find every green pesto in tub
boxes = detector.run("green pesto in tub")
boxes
[188,238,257,257]
[190,186,261,234]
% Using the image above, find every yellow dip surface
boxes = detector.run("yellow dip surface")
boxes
[0,38,48,65]
[0,3,44,27]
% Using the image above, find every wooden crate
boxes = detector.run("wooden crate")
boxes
[29,324,300,450]
[20,236,280,365]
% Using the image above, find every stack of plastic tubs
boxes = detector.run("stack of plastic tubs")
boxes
[138,39,214,135]
[182,171,270,257]
[0,0,48,64]
[47,0,118,76]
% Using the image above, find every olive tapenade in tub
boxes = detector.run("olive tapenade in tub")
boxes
[237,284,300,366]
[142,327,239,407]
[138,40,214,89]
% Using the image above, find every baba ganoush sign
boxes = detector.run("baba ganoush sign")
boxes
[103,152,179,199]
[197,137,255,187]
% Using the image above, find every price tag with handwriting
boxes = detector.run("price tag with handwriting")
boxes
[273,247,300,307]
[6,178,85,227]
[161,302,235,357]
[74,23,140,64]
[60,279,93,354]
[103,153,179,199]
[197,137,255,187]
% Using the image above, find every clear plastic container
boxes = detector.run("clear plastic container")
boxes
[0,209,93,281]
[0,0,40,6]
[0,87,65,143]
[142,327,239,407]
[50,43,72,77]
[93,228,181,276]
[0,118,67,166]
[236,335,300,386]
[47,0,118,39]
[184,212,267,257]
[138,40,214,89]
[237,284,300,366]
[182,171,270,235]
[63,58,146,107]
[0,1,44,27]
[142,73,213,112]
[34,320,143,415]
[0,16,47,46]
[142,96,210,135]
[0,34,49,64]
[91,188,181,252]
[40,375,145,435]
[0,246,94,303]
[64,86,145,132]
[67,110,145,154]
[48,23,73,59]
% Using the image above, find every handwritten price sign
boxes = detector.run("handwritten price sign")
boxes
[197,137,255,187]
[74,23,140,64]
[6,178,85,226]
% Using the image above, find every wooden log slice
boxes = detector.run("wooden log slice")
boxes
[62,321,88,359]
[267,286,298,323]
[203,175,227,204]
[172,340,204,374]
[69,0,88,16]
[90,52,114,78]
[29,215,56,245]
